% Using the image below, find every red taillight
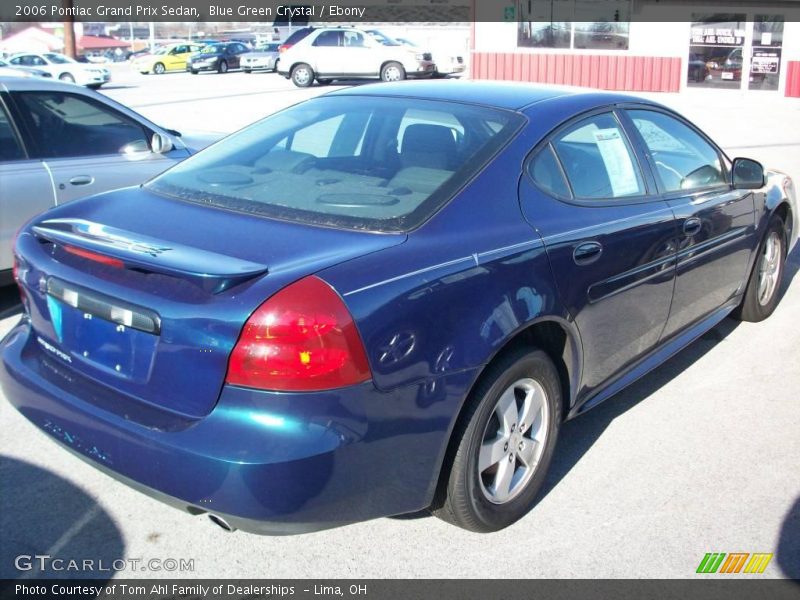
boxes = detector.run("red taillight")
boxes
[226,276,371,391]
[278,44,290,53]
[63,245,124,268]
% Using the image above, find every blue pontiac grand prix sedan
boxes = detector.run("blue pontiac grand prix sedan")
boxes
[2,81,797,534]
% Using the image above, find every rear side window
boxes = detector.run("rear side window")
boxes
[313,31,342,47]
[627,109,726,192]
[0,104,25,162]
[530,145,570,198]
[146,96,523,232]
[552,113,645,200]
[12,91,149,159]
[284,28,314,45]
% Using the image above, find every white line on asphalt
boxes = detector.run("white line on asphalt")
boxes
[19,504,102,579]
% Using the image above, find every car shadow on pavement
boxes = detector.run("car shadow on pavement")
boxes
[539,242,800,503]
[778,242,800,302]
[0,456,124,580]
[538,316,741,502]
[777,495,800,581]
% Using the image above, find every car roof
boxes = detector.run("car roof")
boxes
[326,80,655,112]
[0,75,87,93]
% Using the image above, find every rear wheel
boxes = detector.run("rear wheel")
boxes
[380,62,406,82]
[190,69,198,75]
[317,78,332,85]
[153,62,166,74]
[291,63,314,87]
[59,73,75,83]
[218,60,228,74]
[432,347,561,532]
[734,214,786,322]
[243,68,252,74]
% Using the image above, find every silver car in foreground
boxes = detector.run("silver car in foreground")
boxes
[0,76,219,281]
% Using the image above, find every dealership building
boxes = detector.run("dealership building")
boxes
[471,1,800,96]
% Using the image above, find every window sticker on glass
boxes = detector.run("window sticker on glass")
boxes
[592,129,641,197]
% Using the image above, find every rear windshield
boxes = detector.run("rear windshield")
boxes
[147,95,523,232]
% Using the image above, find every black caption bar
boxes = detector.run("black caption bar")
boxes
[3,0,800,23]
[2,580,800,600]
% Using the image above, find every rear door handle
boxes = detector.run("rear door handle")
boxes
[69,175,94,186]
[573,241,603,265]
[683,217,702,236]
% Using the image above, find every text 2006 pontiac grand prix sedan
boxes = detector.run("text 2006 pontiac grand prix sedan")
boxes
[2,81,796,534]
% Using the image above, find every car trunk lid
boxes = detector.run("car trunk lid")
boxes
[16,188,404,420]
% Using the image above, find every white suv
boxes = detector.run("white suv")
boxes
[277,27,436,87]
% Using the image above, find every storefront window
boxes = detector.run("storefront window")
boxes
[518,0,631,50]
[688,14,747,89]
[750,16,784,91]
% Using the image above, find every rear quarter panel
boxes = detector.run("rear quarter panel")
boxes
[320,131,571,396]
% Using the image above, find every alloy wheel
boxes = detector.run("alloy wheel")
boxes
[757,230,782,306]
[478,377,549,504]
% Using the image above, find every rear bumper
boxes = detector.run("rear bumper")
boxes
[1,319,470,534]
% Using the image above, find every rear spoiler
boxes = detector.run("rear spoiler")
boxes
[32,218,268,294]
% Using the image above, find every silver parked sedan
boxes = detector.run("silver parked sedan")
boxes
[241,43,280,73]
[0,76,220,281]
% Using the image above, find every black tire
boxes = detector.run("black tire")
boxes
[218,60,228,74]
[243,69,252,74]
[59,73,75,83]
[153,62,166,75]
[432,347,562,532]
[317,78,332,85]
[291,63,314,87]
[87,84,103,90]
[733,214,786,322]
[380,61,406,82]
[190,69,198,75]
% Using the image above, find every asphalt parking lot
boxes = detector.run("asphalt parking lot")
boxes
[1,64,799,579]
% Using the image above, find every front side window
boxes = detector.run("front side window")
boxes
[552,113,645,199]
[627,109,726,192]
[13,92,149,159]
[344,32,367,47]
[146,96,523,232]
[0,104,25,162]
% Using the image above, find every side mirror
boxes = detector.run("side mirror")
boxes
[732,157,765,189]
[151,132,174,154]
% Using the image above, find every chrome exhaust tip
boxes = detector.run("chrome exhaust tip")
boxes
[208,514,237,532]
